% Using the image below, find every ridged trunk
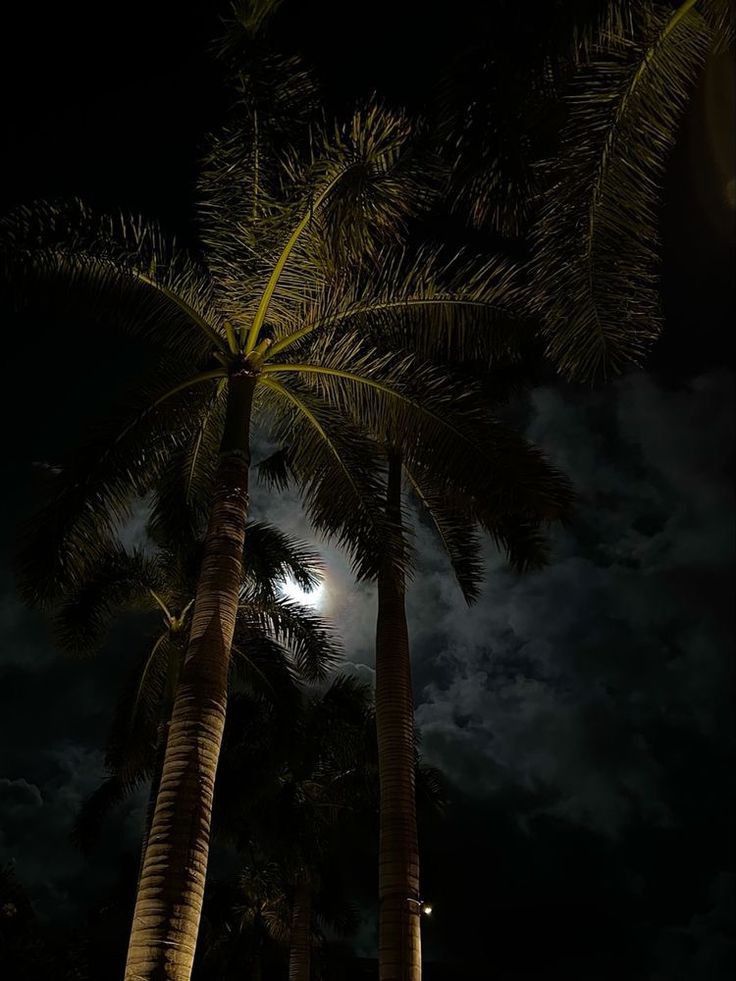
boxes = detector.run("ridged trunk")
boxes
[124,369,255,981]
[135,720,171,889]
[376,452,421,981]
[288,877,312,981]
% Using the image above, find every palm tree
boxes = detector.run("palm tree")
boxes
[197,865,289,981]
[214,676,445,981]
[532,0,734,382]
[263,445,569,981]
[258,277,572,980]
[3,88,563,975]
[215,678,374,981]
[440,0,733,382]
[2,0,599,962]
[53,481,339,859]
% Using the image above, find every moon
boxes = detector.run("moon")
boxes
[280,577,326,609]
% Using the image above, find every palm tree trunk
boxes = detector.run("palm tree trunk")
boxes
[135,719,170,890]
[288,877,312,981]
[376,451,421,981]
[125,366,256,981]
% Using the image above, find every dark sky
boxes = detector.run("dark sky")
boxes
[0,2,734,979]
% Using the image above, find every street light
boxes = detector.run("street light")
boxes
[408,897,434,916]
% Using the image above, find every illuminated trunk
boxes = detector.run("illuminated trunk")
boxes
[124,367,255,981]
[288,877,312,981]
[135,719,170,888]
[376,451,421,981]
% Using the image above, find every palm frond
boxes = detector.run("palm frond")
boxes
[298,101,433,266]
[256,447,292,491]
[438,51,558,236]
[416,763,447,816]
[261,330,573,593]
[220,0,286,40]
[71,775,137,854]
[15,359,220,606]
[85,636,175,859]
[197,51,318,325]
[531,0,718,381]
[1,199,226,359]
[246,99,428,352]
[305,675,373,753]
[488,513,554,574]
[573,0,732,58]
[146,381,228,550]
[266,330,573,525]
[255,377,400,580]
[200,99,428,356]
[314,894,360,940]
[405,436,561,591]
[242,521,322,598]
[230,632,300,705]
[125,633,177,749]
[238,595,342,683]
[700,0,735,50]
[268,244,529,364]
[71,632,178,850]
[51,545,164,654]
[403,461,485,604]
[567,0,637,60]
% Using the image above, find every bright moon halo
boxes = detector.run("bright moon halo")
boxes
[279,577,326,609]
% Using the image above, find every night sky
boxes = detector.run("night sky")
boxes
[1,2,734,978]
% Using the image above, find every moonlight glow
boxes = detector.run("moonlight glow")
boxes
[280,577,326,609]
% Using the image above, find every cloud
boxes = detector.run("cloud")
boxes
[0,585,56,671]
[649,873,736,980]
[0,612,151,921]
[409,371,735,834]
[0,777,44,823]
[0,744,147,922]
[0,748,104,916]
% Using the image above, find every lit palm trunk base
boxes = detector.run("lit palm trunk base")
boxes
[376,453,421,981]
[124,368,255,981]
[288,877,313,981]
[134,720,170,891]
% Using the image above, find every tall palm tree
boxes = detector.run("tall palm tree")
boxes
[258,266,573,979]
[263,438,569,981]
[3,89,563,976]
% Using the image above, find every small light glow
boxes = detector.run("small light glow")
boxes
[422,904,433,916]
[280,577,325,609]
